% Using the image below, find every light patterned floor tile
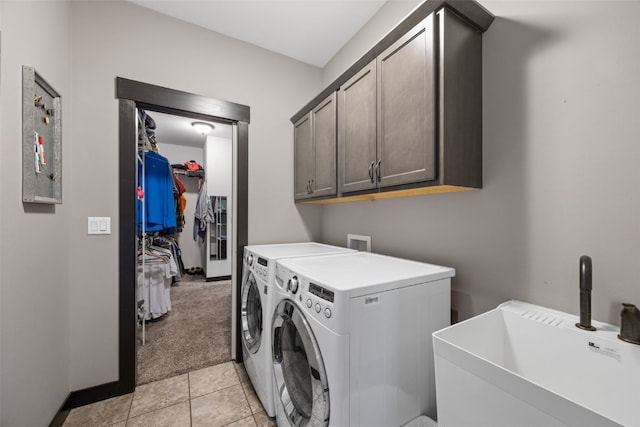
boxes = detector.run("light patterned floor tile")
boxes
[63,393,132,427]
[253,411,276,427]
[224,415,256,427]
[126,401,190,427]
[189,361,239,398]
[241,381,263,414]
[129,374,189,418]
[191,384,252,427]
[110,423,126,427]
[234,362,251,385]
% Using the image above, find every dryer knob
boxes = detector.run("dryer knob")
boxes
[288,276,299,294]
[315,303,321,313]
[306,299,313,308]
[324,308,332,318]
[248,254,254,266]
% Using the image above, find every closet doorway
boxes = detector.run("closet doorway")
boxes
[136,110,235,385]
[117,78,249,394]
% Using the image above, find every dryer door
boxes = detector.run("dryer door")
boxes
[241,270,263,353]
[272,299,329,426]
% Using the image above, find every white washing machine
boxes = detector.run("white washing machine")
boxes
[240,243,355,417]
[272,252,455,427]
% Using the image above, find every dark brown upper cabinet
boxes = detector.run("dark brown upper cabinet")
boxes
[338,60,377,194]
[294,92,337,201]
[377,14,437,189]
[293,1,493,203]
[338,15,436,196]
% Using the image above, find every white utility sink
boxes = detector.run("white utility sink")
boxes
[433,300,639,427]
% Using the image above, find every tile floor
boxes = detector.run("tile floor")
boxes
[63,361,276,427]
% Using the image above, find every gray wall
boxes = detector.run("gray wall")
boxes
[321,0,640,324]
[4,1,639,424]
[0,1,71,426]
[1,6,3,421]
[68,1,323,390]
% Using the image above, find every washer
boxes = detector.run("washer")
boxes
[240,243,355,417]
[272,252,455,427]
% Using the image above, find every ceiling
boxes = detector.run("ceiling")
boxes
[128,0,387,67]
[133,1,390,148]
[144,110,231,149]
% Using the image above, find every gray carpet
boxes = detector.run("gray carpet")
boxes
[136,275,232,385]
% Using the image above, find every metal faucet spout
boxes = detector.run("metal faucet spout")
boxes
[576,255,596,331]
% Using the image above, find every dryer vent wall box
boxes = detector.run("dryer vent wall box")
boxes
[347,234,371,252]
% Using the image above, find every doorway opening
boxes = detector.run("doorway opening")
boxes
[135,110,236,384]
[117,78,248,394]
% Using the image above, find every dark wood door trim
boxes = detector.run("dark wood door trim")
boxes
[68,78,249,409]
[116,77,250,123]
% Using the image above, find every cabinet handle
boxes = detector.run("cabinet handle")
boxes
[368,162,375,183]
[306,180,311,194]
[310,178,314,193]
[375,160,382,182]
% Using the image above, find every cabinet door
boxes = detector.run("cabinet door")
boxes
[377,14,436,188]
[293,113,313,200]
[311,92,337,198]
[338,59,377,194]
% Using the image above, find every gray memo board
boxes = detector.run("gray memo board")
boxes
[22,66,62,204]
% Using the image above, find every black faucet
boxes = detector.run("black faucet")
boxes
[575,255,596,331]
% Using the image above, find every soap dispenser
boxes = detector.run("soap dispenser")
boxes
[618,303,640,345]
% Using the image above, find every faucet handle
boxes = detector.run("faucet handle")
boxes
[618,303,640,345]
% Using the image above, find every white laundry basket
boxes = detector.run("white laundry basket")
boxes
[403,415,438,427]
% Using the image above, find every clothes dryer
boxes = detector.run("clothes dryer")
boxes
[272,252,455,427]
[240,243,355,417]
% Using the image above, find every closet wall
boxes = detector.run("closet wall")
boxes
[204,133,233,279]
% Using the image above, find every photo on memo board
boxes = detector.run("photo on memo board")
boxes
[22,65,62,204]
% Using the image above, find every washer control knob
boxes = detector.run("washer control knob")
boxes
[288,276,299,294]
[247,254,254,266]
[315,303,321,313]
[324,308,332,318]
[306,299,313,308]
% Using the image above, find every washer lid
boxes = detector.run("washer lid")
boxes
[277,252,455,298]
[245,242,353,260]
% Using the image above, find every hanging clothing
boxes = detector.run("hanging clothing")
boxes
[137,150,177,234]
[193,181,213,241]
[172,172,186,233]
[137,245,177,320]
[152,235,185,282]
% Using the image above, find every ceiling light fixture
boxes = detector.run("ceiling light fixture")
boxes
[191,121,214,135]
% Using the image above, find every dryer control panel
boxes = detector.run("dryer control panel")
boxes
[244,250,272,283]
[309,282,335,303]
[276,264,348,334]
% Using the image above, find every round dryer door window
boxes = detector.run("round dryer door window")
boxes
[272,299,329,426]
[241,271,262,353]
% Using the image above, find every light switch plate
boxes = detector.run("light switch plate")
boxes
[88,217,111,235]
